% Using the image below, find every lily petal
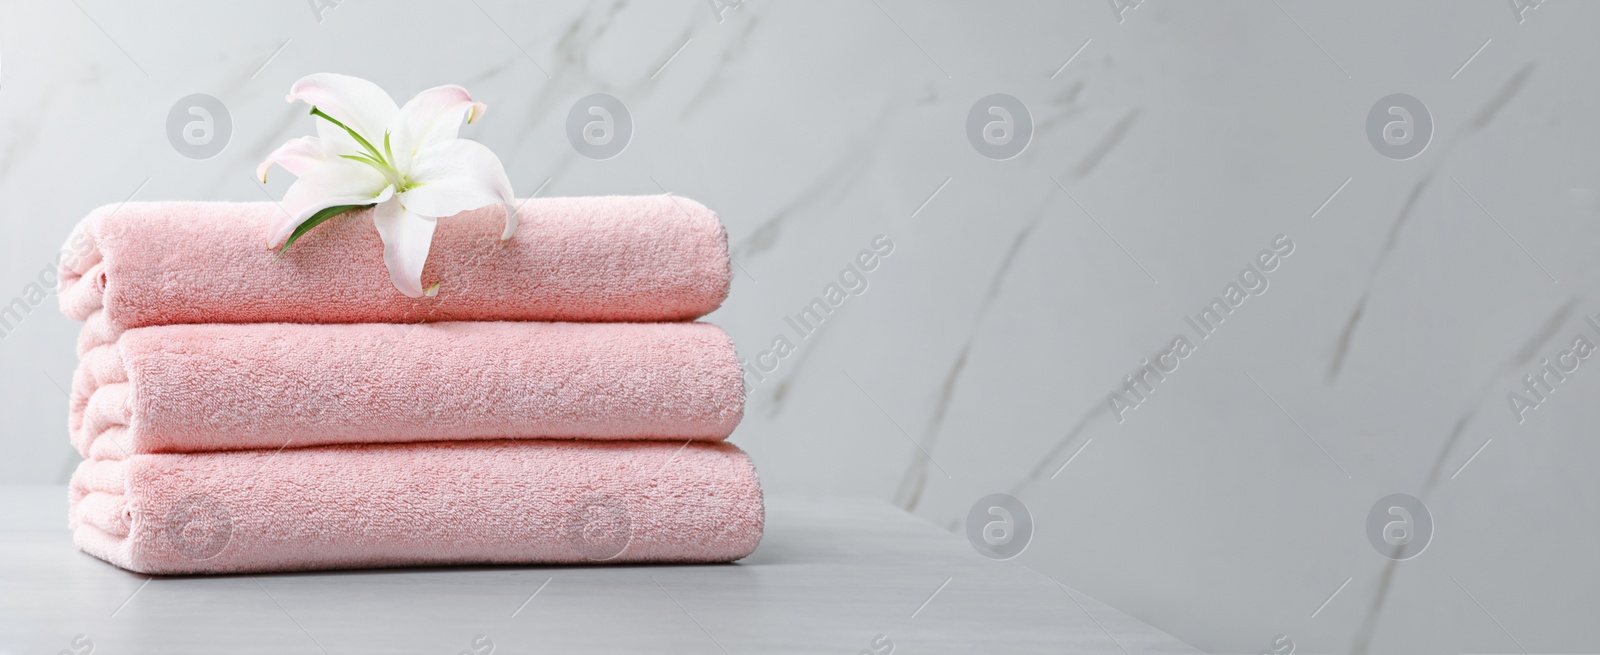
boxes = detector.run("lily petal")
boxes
[399,140,516,238]
[257,136,326,182]
[396,85,487,161]
[371,195,438,298]
[269,157,391,247]
[286,73,399,155]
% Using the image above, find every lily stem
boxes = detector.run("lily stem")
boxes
[310,107,386,166]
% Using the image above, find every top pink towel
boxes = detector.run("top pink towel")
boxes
[58,196,731,339]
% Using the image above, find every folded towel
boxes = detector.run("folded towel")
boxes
[58,196,731,349]
[71,321,744,457]
[69,439,764,574]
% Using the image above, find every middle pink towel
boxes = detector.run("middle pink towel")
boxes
[71,321,744,457]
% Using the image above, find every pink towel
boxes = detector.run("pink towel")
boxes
[69,439,764,574]
[70,321,744,457]
[58,196,731,350]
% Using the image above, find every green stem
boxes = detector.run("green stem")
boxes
[310,107,385,164]
[339,154,406,191]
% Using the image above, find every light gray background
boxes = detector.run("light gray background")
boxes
[2,1,1596,653]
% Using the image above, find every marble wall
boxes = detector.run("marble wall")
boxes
[2,1,1597,652]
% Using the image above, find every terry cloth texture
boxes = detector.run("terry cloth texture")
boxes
[58,195,731,350]
[70,321,745,456]
[69,439,764,574]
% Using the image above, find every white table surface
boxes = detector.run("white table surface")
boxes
[0,486,1196,654]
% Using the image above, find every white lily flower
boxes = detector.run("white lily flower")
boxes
[258,73,516,297]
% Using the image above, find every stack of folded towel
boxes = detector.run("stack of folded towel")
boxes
[57,196,762,574]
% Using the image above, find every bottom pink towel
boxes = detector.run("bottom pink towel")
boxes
[69,440,763,574]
